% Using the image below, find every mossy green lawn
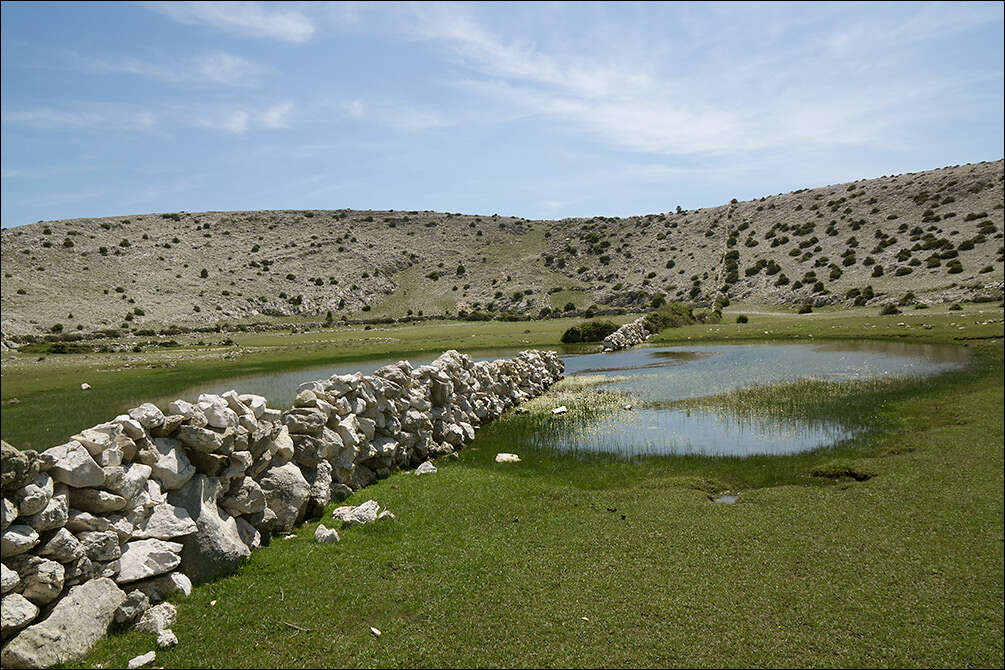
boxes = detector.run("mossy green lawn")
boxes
[5,303,999,667]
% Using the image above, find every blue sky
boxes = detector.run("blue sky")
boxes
[2,1,1003,228]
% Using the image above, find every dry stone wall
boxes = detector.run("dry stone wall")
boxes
[602,317,650,352]
[0,349,563,668]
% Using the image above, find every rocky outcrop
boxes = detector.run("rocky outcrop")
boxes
[0,348,563,666]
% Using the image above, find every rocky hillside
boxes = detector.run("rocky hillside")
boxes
[2,160,1002,338]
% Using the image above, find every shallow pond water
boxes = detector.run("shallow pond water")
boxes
[171,339,966,460]
[545,341,968,458]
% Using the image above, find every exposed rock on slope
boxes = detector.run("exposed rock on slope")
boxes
[2,160,1002,337]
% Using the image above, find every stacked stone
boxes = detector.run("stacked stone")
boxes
[1,349,562,668]
[601,317,650,352]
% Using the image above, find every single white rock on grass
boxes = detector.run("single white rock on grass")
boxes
[495,453,521,463]
[551,406,568,415]
[314,524,340,544]
[370,626,381,638]
[415,461,437,476]
[127,651,156,669]
[81,383,91,390]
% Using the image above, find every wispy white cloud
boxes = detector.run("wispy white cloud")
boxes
[337,98,448,132]
[400,3,1001,159]
[194,52,272,86]
[2,100,295,135]
[1,105,157,131]
[75,50,272,87]
[143,1,316,43]
[183,101,296,134]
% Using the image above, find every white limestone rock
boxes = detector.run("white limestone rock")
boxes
[495,453,521,463]
[0,577,127,669]
[43,441,105,488]
[131,502,197,540]
[166,475,250,583]
[26,486,69,532]
[135,601,176,636]
[127,650,157,669]
[37,527,86,563]
[1,593,38,638]
[132,571,191,603]
[129,403,166,429]
[313,523,340,544]
[1,525,39,557]
[68,487,128,514]
[149,438,196,490]
[273,425,294,459]
[117,539,183,584]
[15,556,64,606]
[78,530,122,562]
[2,562,21,593]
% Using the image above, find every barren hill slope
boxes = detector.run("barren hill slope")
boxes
[2,159,1002,337]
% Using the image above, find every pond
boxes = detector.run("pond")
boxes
[544,341,968,458]
[170,340,967,460]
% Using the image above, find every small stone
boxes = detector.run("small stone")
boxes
[157,629,179,647]
[551,406,568,415]
[370,626,381,638]
[377,510,395,521]
[127,651,156,669]
[81,383,91,390]
[495,453,521,463]
[133,571,191,603]
[415,461,437,475]
[314,524,340,544]
[114,589,151,625]
[135,601,176,636]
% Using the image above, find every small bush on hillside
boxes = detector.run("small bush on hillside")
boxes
[644,302,696,332]
[560,320,619,343]
[879,304,901,315]
[736,314,749,323]
[797,303,813,314]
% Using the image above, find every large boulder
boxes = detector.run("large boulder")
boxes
[257,462,309,533]
[166,475,250,583]
[0,577,126,669]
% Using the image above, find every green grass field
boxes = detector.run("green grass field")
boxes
[2,302,1000,668]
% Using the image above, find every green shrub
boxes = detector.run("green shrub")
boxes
[797,303,813,314]
[879,304,901,315]
[736,314,748,323]
[563,320,619,343]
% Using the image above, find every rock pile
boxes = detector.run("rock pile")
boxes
[1,348,562,667]
[601,317,650,352]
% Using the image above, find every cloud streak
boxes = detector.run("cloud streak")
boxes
[76,50,272,87]
[143,1,316,43]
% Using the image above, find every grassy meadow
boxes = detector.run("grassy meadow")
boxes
[1,302,1000,667]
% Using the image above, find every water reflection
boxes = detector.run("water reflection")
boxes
[548,342,966,457]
